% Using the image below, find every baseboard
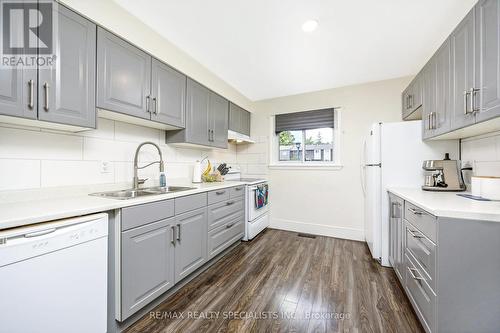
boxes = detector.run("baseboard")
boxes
[270,218,364,242]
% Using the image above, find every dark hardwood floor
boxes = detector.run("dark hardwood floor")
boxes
[126,229,424,333]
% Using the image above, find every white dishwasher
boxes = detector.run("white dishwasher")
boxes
[0,213,108,333]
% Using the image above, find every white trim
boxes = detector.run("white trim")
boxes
[268,164,343,170]
[270,217,364,242]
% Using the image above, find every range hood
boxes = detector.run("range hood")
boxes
[227,130,255,144]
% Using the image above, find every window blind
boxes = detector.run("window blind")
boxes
[275,108,335,134]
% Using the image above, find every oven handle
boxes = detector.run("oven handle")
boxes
[248,185,268,191]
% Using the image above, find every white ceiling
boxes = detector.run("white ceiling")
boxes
[113,0,477,101]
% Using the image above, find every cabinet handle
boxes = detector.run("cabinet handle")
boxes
[463,90,471,115]
[235,187,243,191]
[154,97,159,115]
[171,225,176,245]
[176,223,181,241]
[28,80,34,109]
[391,202,397,218]
[408,267,425,281]
[409,207,423,215]
[43,82,49,111]
[470,88,480,113]
[208,129,211,141]
[216,190,225,195]
[211,129,214,141]
[146,96,150,113]
[226,200,235,206]
[409,94,413,109]
[226,223,235,229]
[408,229,424,239]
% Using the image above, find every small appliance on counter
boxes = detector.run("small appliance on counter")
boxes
[422,153,466,191]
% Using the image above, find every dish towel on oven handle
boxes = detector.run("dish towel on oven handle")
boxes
[255,184,268,209]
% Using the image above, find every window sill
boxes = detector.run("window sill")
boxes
[268,164,344,171]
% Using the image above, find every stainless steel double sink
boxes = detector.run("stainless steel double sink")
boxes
[90,186,195,200]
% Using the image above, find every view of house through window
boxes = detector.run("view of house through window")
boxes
[278,127,334,162]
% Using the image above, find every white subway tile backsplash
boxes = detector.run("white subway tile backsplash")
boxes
[0,119,240,191]
[0,127,83,160]
[461,131,500,178]
[40,160,115,187]
[0,159,40,190]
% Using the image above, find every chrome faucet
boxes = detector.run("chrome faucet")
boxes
[133,142,164,189]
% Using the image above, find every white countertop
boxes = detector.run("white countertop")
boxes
[387,187,500,222]
[0,180,251,230]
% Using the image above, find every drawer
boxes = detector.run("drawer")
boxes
[121,199,174,231]
[208,218,244,259]
[405,220,436,291]
[229,185,245,198]
[208,198,244,231]
[405,253,436,333]
[208,188,230,205]
[404,201,437,243]
[175,193,207,215]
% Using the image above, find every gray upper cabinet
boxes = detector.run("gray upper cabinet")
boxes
[38,5,96,128]
[450,7,476,129]
[0,64,36,120]
[174,207,208,283]
[97,28,151,120]
[433,39,452,136]
[422,62,436,139]
[229,102,251,136]
[402,76,423,120]
[475,0,500,122]
[151,59,186,128]
[209,92,229,149]
[121,218,176,320]
[167,78,229,148]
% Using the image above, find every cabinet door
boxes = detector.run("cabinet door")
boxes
[475,0,500,122]
[38,5,96,128]
[422,63,436,139]
[229,102,241,133]
[388,196,396,266]
[174,207,208,283]
[434,40,452,136]
[209,92,229,149]
[451,8,476,129]
[402,87,410,118]
[0,1,36,120]
[97,28,151,119]
[121,218,175,320]
[241,109,251,136]
[151,59,186,128]
[185,78,210,146]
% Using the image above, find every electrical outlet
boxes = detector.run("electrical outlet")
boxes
[100,161,111,174]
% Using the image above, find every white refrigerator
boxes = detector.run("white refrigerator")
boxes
[361,121,459,267]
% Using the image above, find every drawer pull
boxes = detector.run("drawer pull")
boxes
[235,187,243,191]
[171,226,176,245]
[226,201,235,206]
[408,229,424,239]
[409,207,423,215]
[408,267,425,281]
[226,223,235,229]
[216,191,225,195]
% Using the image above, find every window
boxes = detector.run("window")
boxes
[271,108,341,167]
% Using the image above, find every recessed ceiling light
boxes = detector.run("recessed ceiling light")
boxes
[302,19,319,32]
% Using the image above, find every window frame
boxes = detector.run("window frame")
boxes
[269,108,342,170]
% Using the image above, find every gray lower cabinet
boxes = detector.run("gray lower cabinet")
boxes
[390,192,500,333]
[229,102,251,136]
[121,217,176,320]
[167,78,229,148]
[475,0,500,122]
[97,28,151,120]
[0,3,96,129]
[174,207,208,282]
[388,193,404,281]
[151,59,186,128]
[208,219,244,259]
[38,4,96,128]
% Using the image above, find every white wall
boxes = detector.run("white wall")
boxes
[461,131,500,180]
[59,0,254,111]
[0,120,236,191]
[242,76,413,241]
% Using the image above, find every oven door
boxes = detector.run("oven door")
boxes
[247,183,269,221]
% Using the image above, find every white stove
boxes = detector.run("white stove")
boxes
[225,169,269,241]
